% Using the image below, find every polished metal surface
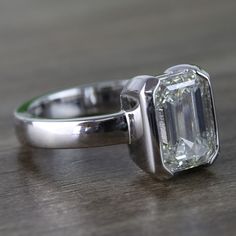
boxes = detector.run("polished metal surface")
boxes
[14,64,220,179]
[120,75,172,178]
[15,80,130,148]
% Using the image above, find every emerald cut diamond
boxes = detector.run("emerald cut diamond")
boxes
[154,70,217,173]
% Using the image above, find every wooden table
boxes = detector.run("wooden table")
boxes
[0,0,235,235]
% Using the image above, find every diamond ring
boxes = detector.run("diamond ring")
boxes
[14,64,220,179]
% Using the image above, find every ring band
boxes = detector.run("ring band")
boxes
[14,64,220,179]
[15,80,130,148]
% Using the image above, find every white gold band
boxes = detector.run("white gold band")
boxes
[14,80,130,148]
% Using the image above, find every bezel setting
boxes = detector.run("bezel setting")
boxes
[121,64,219,179]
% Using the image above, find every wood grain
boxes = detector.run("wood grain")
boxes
[0,0,236,235]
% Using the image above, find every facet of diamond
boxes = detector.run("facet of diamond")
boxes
[154,70,217,173]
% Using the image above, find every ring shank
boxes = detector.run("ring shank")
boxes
[15,80,130,148]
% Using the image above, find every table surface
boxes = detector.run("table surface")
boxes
[0,0,236,235]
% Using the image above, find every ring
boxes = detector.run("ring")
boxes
[14,64,220,179]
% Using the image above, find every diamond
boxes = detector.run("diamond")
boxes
[154,70,217,173]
